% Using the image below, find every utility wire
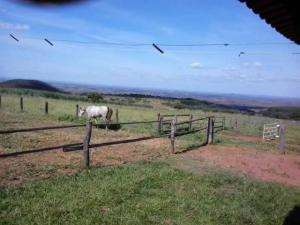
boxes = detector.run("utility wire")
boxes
[7,34,296,47]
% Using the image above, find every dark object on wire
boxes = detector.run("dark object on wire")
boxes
[9,34,19,42]
[44,38,54,46]
[238,51,245,57]
[152,43,164,54]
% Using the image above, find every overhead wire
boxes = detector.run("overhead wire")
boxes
[6,33,300,56]
[7,33,297,47]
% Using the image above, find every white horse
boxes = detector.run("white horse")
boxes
[79,106,113,125]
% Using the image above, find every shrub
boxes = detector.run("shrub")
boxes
[87,92,103,103]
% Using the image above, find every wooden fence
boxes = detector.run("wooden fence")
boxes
[0,115,225,167]
[0,95,122,122]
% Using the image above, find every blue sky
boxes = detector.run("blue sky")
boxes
[0,0,299,97]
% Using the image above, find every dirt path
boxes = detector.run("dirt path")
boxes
[176,145,300,187]
[1,134,300,188]
[0,138,170,187]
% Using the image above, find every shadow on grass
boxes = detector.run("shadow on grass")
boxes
[95,123,122,131]
[175,142,208,154]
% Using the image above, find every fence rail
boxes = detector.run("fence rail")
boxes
[0,124,86,134]
[0,114,225,167]
[0,142,82,158]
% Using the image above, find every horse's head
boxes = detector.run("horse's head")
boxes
[78,107,86,117]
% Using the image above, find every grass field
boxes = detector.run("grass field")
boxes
[1,92,299,152]
[1,161,300,225]
[0,91,300,225]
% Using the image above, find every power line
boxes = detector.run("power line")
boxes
[6,33,300,56]
[7,34,296,47]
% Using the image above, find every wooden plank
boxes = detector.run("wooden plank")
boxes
[161,114,191,117]
[83,121,92,168]
[0,142,82,158]
[175,117,208,125]
[0,124,85,134]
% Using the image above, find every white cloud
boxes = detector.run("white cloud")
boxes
[253,62,262,67]
[0,21,29,30]
[243,62,262,67]
[190,62,202,69]
[160,26,175,35]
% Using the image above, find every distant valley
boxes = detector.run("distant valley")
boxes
[1,79,300,120]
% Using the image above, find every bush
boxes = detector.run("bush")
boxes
[87,92,104,103]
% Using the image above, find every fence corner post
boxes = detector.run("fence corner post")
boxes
[278,124,286,154]
[76,104,79,117]
[206,117,214,145]
[83,121,93,168]
[45,101,48,114]
[170,117,176,154]
[157,113,161,133]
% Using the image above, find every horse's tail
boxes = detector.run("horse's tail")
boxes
[106,107,113,122]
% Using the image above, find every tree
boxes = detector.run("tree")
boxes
[87,92,103,103]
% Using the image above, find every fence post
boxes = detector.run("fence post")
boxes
[170,117,176,154]
[206,117,211,144]
[235,118,238,129]
[116,108,119,123]
[45,101,48,114]
[75,104,79,117]
[206,117,214,144]
[0,95,1,108]
[278,124,286,154]
[222,117,225,130]
[20,97,24,112]
[189,114,193,131]
[83,121,93,168]
[211,117,215,144]
[157,113,161,133]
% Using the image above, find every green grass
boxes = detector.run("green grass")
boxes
[1,161,299,225]
[1,91,300,225]
[1,92,300,152]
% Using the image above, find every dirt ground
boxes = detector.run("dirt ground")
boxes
[177,145,300,187]
[1,133,300,188]
[0,138,170,187]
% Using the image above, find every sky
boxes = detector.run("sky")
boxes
[0,0,299,97]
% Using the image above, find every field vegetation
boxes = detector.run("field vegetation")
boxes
[0,88,300,225]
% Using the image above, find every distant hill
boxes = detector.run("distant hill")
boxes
[0,79,61,92]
